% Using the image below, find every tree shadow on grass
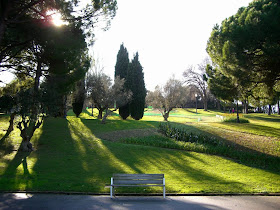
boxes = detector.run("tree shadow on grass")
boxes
[245,115,280,123]
[80,118,159,136]
[1,151,32,191]
[222,122,280,137]
[184,109,202,115]
[80,120,250,194]
[28,117,148,193]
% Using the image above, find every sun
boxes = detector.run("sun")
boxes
[51,13,64,27]
[47,10,67,27]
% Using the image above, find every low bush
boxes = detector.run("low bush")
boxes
[158,122,224,146]
[223,117,250,123]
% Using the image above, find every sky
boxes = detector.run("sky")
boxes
[91,0,253,91]
[0,0,253,88]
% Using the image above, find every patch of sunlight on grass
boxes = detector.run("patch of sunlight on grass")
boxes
[141,116,163,122]
[31,123,44,148]
[67,117,137,174]
[1,151,39,191]
[248,119,280,130]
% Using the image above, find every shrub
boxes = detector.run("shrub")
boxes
[223,117,250,123]
[158,122,224,146]
[72,102,83,117]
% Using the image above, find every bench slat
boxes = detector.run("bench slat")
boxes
[113,179,163,185]
[112,184,164,187]
[113,174,164,179]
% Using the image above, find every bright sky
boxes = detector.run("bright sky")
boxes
[0,0,253,88]
[92,0,253,91]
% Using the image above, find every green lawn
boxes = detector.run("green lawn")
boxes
[0,109,279,194]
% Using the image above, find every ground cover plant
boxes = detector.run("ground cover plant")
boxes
[0,109,279,194]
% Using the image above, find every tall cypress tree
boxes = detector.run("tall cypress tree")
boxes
[115,43,130,119]
[130,52,146,120]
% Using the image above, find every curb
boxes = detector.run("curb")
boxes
[1,191,280,196]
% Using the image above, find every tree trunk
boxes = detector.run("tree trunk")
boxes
[101,109,110,124]
[236,102,240,123]
[277,100,280,115]
[217,100,221,110]
[203,99,208,111]
[245,100,248,114]
[98,108,104,119]
[17,115,43,152]
[18,122,33,152]
[19,139,33,152]
[163,111,170,121]
[101,108,116,124]
[63,95,67,119]
[91,103,94,116]
[0,113,16,142]
[31,59,42,118]
[242,100,248,114]
[268,104,272,115]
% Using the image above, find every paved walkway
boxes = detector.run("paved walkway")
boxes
[0,193,280,210]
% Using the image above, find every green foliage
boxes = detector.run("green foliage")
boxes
[207,0,280,102]
[0,0,117,61]
[206,64,236,102]
[129,53,146,120]
[0,95,14,113]
[72,79,86,117]
[121,135,211,153]
[158,122,222,146]
[41,75,68,117]
[72,102,84,117]
[223,117,250,123]
[115,44,130,119]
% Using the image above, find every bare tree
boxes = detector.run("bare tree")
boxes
[86,71,131,124]
[147,77,185,121]
[183,58,211,111]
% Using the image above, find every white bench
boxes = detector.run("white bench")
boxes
[108,174,166,198]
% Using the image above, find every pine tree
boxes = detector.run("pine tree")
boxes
[115,43,130,119]
[129,52,146,120]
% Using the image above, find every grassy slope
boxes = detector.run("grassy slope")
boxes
[0,109,279,194]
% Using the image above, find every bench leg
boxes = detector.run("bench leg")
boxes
[110,177,114,198]
[163,178,166,198]
[110,186,115,198]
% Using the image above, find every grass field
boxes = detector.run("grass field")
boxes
[0,108,279,194]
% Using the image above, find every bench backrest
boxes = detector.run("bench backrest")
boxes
[113,174,164,185]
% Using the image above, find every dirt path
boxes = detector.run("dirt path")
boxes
[97,128,160,142]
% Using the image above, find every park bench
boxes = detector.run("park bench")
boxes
[108,174,166,198]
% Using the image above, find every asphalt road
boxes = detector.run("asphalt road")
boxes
[0,193,280,210]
